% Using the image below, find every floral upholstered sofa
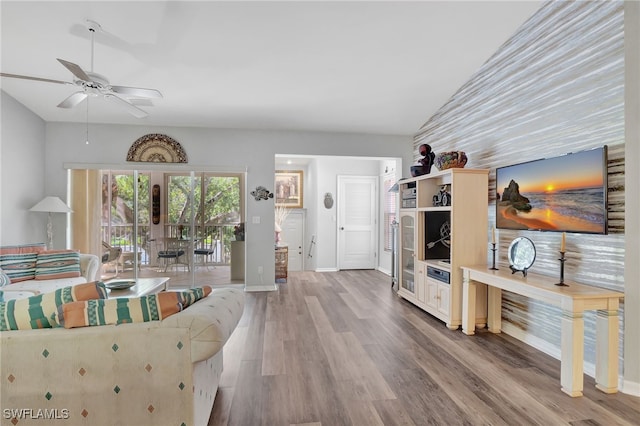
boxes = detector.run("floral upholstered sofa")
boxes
[0,286,245,426]
[0,243,100,301]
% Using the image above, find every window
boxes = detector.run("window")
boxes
[102,171,150,250]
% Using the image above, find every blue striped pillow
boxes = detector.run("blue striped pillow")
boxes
[0,253,38,283]
[35,250,81,280]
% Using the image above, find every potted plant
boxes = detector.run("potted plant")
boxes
[275,205,290,244]
[233,223,245,241]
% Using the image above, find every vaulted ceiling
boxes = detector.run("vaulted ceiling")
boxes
[1,1,542,136]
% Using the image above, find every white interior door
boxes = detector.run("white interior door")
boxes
[337,175,377,270]
[281,210,304,271]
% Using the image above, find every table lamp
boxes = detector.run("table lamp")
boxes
[29,196,73,249]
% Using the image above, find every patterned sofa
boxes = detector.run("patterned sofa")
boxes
[0,243,100,301]
[0,287,245,426]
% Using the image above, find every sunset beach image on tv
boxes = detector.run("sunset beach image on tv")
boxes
[496,146,608,234]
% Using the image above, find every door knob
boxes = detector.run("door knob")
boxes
[340,227,344,230]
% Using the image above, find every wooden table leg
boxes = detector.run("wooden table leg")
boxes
[462,272,476,335]
[595,298,619,394]
[487,286,502,333]
[561,309,584,397]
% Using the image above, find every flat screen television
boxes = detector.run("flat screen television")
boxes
[496,146,608,234]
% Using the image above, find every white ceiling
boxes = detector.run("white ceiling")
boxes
[0,1,542,136]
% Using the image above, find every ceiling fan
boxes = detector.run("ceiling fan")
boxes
[0,20,162,118]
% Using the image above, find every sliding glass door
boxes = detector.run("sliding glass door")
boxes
[165,173,241,267]
[102,171,151,259]
[73,167,244,287]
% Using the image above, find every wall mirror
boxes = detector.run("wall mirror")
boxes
[508,236,536,276]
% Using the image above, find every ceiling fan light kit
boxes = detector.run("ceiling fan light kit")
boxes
[0,19,162,118]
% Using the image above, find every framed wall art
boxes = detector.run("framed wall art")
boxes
[275,170,303,208]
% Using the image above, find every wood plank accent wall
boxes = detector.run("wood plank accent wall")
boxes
[413,1,624,371]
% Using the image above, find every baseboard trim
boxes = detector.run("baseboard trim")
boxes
[244,284,277,292]
[315,268,338,272]
[621,379,640,396]
[502,323,596,379]
[377,266,391,276]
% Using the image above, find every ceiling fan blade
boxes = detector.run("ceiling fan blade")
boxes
[129,98,154,107]
[57,92,88,108]
[0,72,72,85]
[104,94,148,118]
[111,85,163,99]
[57,58,91,81]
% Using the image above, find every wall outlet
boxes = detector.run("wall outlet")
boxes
[258,266,263,274]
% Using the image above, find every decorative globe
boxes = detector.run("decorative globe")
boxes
[435,151,467,170]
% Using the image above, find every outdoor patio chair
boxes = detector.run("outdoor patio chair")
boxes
[157,238,188,272]
[102,241,122,275]
[194,241,217,270]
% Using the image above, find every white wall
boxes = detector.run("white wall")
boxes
[0,92,48,245]
[274,156,400,273]
[378,158,401,276]
[311,156,380,271]
[413,1,638,394]
[623,0,640,395]
[36,121,412,290]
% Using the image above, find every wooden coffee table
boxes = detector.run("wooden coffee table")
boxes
[104,277,170,298]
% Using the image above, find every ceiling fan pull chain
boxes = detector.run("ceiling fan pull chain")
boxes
[85,96,90,145]
[89,26,95,73]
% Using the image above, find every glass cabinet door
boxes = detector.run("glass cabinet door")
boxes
[400,212,415,294]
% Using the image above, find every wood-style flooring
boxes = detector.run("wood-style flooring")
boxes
[210,270,639,426]
[102,264,238,288]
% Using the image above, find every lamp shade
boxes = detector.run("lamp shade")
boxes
[29,196,73,213]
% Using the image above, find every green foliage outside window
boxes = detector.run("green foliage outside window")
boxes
[102,171,241,259]
[167,174,240,225]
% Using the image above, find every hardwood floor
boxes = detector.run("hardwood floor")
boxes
[101,264,239,288]
[209,270,639,426]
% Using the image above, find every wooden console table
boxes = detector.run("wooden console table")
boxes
[461,265,623,397]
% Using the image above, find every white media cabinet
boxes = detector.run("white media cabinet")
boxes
[397,168,489,329]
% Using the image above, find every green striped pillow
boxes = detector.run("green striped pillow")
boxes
[0,253,38,283]
[52,286,212,329]
[0,268,10,287]
[35,250,81,280]
[0,281,108,331]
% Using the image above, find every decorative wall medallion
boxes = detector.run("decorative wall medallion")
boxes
[126,134,188,163]
[324,193,334,209]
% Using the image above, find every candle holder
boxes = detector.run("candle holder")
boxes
[555,251,568,286]
[490,243,498,270]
